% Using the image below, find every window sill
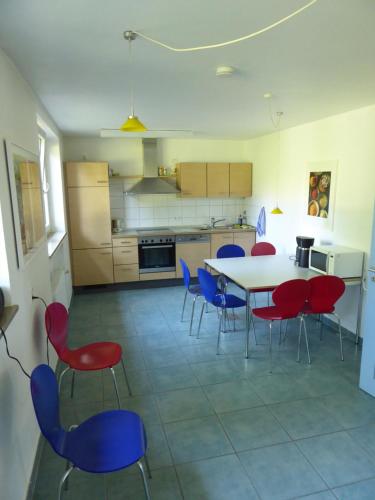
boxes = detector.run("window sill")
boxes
[47,231,67,258]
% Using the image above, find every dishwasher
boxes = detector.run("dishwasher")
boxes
[175,234,210,278]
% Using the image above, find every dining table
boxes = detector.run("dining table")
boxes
[204,254,319,358]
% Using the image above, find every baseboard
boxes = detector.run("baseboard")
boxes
[25,433,44,500]
[321,314,362,346]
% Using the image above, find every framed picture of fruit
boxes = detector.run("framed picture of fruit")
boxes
[308,171,331,218]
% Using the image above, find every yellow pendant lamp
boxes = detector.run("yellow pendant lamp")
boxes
[120,31,147,132]
[270,107,284,215]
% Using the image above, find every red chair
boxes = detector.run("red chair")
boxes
[303,275,345,361]
[45,302,131,408]
[251,242,276,256]
[252,279,310,371]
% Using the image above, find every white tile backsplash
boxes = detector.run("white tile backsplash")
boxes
[109,187,248,228]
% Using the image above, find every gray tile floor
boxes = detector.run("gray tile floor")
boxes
[32,284,375,500]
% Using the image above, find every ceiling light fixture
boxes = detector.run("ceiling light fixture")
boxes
[120,31,147,132]
[264,93,284,215]
[216,65,235,77]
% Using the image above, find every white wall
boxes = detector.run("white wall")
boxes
[244,104,375,334]
[0,49,65,500]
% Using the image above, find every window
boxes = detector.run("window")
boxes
[38,132,50,231]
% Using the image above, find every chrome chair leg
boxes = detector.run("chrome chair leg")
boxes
[216,311,223,355]
[278,321,282,345]
[181,289,188,321]
[189,295,197,336]
[70,370,76,399]
[58,366,70,393]
[250,313,258,345]
[58,465,74,500]
[320,319,324,340]
[121,357,132,396]
[144,454,152,479]
[283,320,289,343]
[269,321,273,373]
[302,317,311,364]
[138,460,152,500]
[333,312,344,361]
[110,367,121,409]
[297,317,303,362]
[232,308,236,331]
[197,301,205,339]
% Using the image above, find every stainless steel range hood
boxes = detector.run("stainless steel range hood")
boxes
[126,139,180,194]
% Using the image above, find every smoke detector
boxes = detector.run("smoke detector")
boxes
[216,65,235,77]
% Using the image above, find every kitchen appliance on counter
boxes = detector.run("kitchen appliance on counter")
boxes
[138,230,176,274]
[295,236,315,267]
[309,244,364,278]
[112,218,123,233]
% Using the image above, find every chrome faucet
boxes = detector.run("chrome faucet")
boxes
[210,217,226,228]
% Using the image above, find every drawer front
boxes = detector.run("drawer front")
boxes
[112,237,138,247]
[113,246,138,264]
[114,264,139,283]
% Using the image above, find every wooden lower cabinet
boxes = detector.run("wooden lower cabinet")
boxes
[176,241,211,278]
[233,232,256,256]
[140,271,176,281]
[72,248,114,286]
[210,233,234,258]
[113,246,138,265]
[114,264,139,283]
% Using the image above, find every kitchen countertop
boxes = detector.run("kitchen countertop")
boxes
[112,225,256,238]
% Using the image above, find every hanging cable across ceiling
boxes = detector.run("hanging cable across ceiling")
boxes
[132,0,319,52]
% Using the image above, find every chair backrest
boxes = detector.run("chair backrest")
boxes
[179,258,191,289]
[30,364,66,456]
[272,279,310,317]
[45,302,68,356]
[217,244,245,259]
[308,275,345,313]
[198,268,219,304]
[251,242,276,256]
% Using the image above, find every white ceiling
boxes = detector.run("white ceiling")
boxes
[1,0,375,139]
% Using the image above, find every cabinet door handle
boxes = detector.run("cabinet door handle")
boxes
[100,252,112,255]
[22,182,33,185]
[97,180,108,184]
[100,242,111,246]
[121,250,132,254]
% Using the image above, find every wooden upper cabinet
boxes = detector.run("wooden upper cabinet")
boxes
[176,163,207,197]
[207,163,229,197]
[229,163,252,197]
[68,186,112,249]
[19,161,41,188]
[65,162,109,187]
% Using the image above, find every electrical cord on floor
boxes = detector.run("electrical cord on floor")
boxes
[0,326,31,379]
[32,295,50,367]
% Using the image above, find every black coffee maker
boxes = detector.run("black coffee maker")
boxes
[296,236,315,267]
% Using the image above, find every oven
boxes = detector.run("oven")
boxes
[138,234,176,274]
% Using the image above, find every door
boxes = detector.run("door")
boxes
[207,163,229,197]
[68,186,112,249]
[230,163,252,197]
[177,163,207,197]
[233,232,256,256]
[65,162,109,187]
[176,240,210,278]
[72,248,114,286]
[359,269,375,396]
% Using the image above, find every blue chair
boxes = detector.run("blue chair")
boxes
[197,268,246,354]
[30,364,151,500]
[216,244,245,259]
[180,258,204,336]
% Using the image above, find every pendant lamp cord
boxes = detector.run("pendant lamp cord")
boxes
[128,38,134,116]
[133,0,318,52]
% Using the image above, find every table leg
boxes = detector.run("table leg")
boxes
[246,289,250,359]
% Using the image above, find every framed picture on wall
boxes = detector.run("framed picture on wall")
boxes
[306,160,338,230]
[4,140,46,268]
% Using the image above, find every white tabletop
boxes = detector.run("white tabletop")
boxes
[204,254,318,291]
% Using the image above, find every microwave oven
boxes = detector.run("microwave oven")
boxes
[309,245,364,278]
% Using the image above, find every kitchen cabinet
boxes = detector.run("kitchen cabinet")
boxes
[210,233,234,258]
[65,162,113,286]
[207,163,229,197]
[65,162,109,187]
[229,163,252,197]
[176,235,210,278]
[72,248,114,286]
[176,163,207,197]
[112,236,139,283]
[67,187,112,249]
[233,231,256,256]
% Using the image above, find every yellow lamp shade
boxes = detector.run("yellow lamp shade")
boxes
[271,206,283,214]
[120,115,147,132]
